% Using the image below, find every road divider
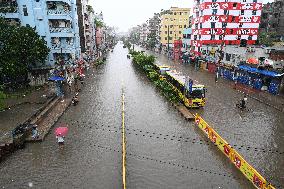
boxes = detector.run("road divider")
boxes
[121,87,126,189]
[194,114,275,189]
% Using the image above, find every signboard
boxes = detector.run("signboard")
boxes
[194,114,275,189]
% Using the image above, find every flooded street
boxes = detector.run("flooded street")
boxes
[0,43,282,188]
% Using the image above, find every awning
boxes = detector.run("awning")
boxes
[238,65,284,77]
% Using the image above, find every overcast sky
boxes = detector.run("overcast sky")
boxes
[92,0,273,32]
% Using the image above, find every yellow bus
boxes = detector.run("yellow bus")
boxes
[165,70,206,108]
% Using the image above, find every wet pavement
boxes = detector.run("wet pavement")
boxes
[0,43,281,188]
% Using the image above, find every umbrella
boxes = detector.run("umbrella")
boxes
[48,76,65,81]
[247,58,258,64]
[55,126,69,137]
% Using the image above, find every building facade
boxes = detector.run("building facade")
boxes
[0,0,81,67]
[160,7,191,47]
[182,28,192,51]
[191,0,263,54]
[259,0,284,40]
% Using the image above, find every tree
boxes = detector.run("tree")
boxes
[257,32,278,47]
[94,19,104,28]
[0,18,49,86]
[146,32,157,50]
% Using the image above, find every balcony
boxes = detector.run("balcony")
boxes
[47,0,71,6]
[47,9,71,16]
[0,1,18,13]
[47,1,71,20]
[49,27,74,37]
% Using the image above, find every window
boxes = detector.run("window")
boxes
[179,25,182,28]
[211,22,215,28]
[252,10,257,15]
[180,12,182,15]
[165,37,167,40]
[184,25,187,28]
[233,3,237,7]
[241,10,244,15]
[179,31,182,34]
[23,5,28,16]
[253,0,257,2]
[211,35,215,40]
[200,23,202,28]
[165,31,167,34]
[165,25,168,28]
[174,12,176,15]
[170,25,173,28]
[170,31,172,34]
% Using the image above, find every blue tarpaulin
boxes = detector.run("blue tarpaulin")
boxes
[48,76,65,81]
[238,65,283,77]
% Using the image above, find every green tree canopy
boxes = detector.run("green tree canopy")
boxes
[0,18,49,85]
[146,32,157,50]
[257,32,278,47]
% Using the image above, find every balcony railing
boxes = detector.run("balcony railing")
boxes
[0,2,18,13]
[51,43,73,49]
[50,27,72,33]
[47,9,71,16]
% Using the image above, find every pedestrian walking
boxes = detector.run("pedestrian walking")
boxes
[32,125,39,139]
[215,71,219,83]
[56,135,65,146]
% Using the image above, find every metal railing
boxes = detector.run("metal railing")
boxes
[47,9,71,16]
[49,27,72,33]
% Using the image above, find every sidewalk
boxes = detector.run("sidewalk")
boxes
[0,85,55,137]
[232,82,284,112]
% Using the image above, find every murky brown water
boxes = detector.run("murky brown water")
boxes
[1,43,281,188]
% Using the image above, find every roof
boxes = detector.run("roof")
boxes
[238,65,284,77]
[166,70,204,87]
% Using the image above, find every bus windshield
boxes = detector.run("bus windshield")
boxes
[190,88,205,98]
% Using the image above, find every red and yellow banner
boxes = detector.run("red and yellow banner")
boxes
[194,114,275,189]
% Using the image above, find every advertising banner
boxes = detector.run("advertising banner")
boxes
[194,114,275,189]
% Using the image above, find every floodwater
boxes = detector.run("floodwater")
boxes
[0,42,282,188]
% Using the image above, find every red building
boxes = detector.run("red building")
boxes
[191,0,263,55]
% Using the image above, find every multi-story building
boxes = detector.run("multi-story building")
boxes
[160,7,191,47]
[191,0,263,54]
[81,1,96,61]
[0,0,81,67]
[260,0,284,40]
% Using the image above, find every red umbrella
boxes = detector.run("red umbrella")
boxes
[247,58,258,64]
[55,125,69,137]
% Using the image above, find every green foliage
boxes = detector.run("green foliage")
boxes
[131,51,179,103]
[0,18,49,84]
[146,32,157,50]
[86,5,94,13]
[0,85,6,110]
[95,19,104,28]
[96,59,105,66]
[258,32,278,47]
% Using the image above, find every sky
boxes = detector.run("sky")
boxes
[92,0,273,33]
